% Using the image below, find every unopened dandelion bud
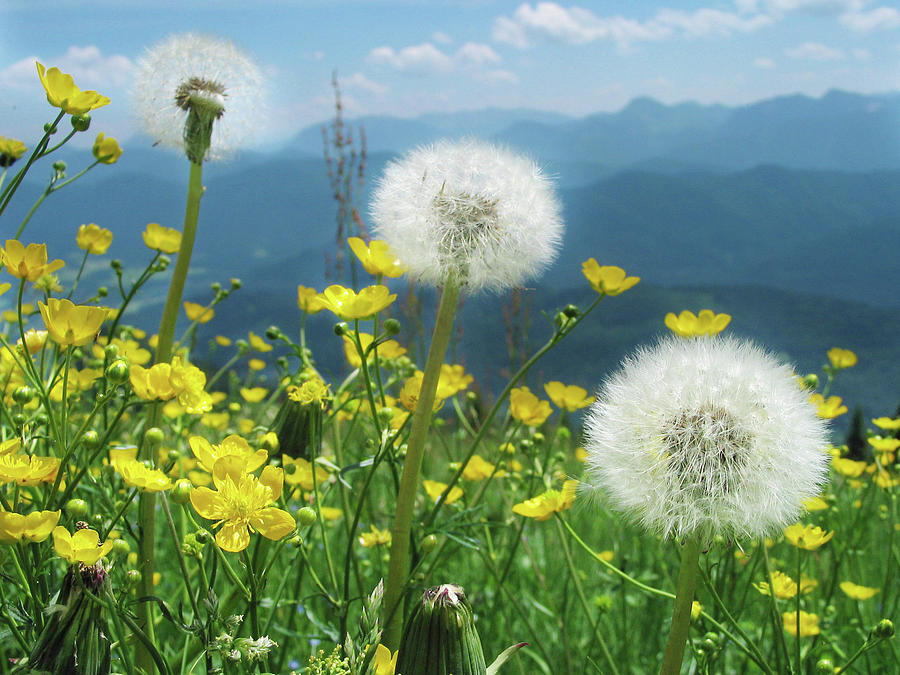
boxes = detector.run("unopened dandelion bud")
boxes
[383,318,402,335]
[297,507,317,527]
[872,619,894,639]
[71,114,91,132]
[397,584,487,675]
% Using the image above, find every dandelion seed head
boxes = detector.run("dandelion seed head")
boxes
[370,138,563,291]
[133,33,263,161]
[583,336,831,542]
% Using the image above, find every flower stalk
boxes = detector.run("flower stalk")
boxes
[384,278,461,649]
[660,536,702,675]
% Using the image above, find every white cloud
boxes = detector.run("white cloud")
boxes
[456,42,502,65]
[340,72,388,95]
[368,43,454,74]
[431,31,453,45]
[840,6,900,31]
[475,69,520,84]
[754,56,776,68]
[368,42,502,75]
[655,8,773,36]
[760,0,862,14]
[785,41,845,60]
[492,2,771,49]
[0,45,133,90]
[851,47,872,59]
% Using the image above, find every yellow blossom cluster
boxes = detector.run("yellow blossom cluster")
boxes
[130,356,213,413]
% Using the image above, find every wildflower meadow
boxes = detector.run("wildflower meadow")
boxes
[0,33,897,675]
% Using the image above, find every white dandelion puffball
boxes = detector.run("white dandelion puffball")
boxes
[583,336,830,542]
[133,33,262,161]
[369,138,563,292]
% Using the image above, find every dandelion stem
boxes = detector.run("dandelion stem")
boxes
[659,536,702,675]
[383,278,461,650]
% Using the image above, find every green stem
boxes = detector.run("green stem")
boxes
[135,159,204,675]
[659,536,702,675]
[383,279,461,649]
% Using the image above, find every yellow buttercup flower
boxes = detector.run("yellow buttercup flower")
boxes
[582,259,640,296]
[184,302,214,323]
[114,458,173,492]
[543,381,595,412]
[803,496,829,511]
[784,523,833,551]
[0,453,61,486]
[809,393,847,419]
[76,223,113,255]
[754,571,805,599]
[36,62,110,115]
[399,372,445,412]
[827,347,857,370]
[664,309,731,338]
[189,434,267,474]
[512,480,578,521]
[315,284,397,320]
[869,436,900,454]
[423,480,463,505]
[872,417,900,431]
[287,378,332,409]
[39,298,108,347]
[832,456,867,478]
[52,526,113,565]
[509,386,553,426]
[283,456,330,492]
[358,524,392,547]
[248,358,265,371]
[839,581,879,600]
[142,223,182,254]
[0,510,60,544]
[373,644,398,675]
[461,454,497,481]
[19,328,48,354]
[782,611,820,637]
[297,285,325,314]
[240,387,268,403]
[1,240,65,281]
[347,237,406,278]
[92,132,122,164]
[342,332,407,369]
[438,364,473,397]
[0,136,27,167]
[248,331,273,352]
[190,457,296,552]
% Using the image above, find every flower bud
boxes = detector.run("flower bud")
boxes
[872,619,894,639]
[105,359,130,384]
[70,114,91,132]
[12,386,35,405]
[382,318,402,335]
[420,534,438,554]
[333,322,348,337]
[65,499,89,518]
[43,122,58,134]
[802,373,819,390]
[112,539,131,556]
[230,278,241,290]
[126,569,142,586]
[815,659,834,674]
[104,344,120,360]
[81,430,101,451]
[52,160,66,172]
[265,325,282,340]
[97,286,108,297]
[170,479,193,505]
[144,427,165,447]
[397,584,486,675]
[563,304,580,318]
[297,507,317,527]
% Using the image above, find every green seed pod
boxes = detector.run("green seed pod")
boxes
[397,584,486,675]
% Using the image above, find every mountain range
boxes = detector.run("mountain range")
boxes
[4,88,899,428]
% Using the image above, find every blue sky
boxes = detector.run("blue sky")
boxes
[2,0,899,149]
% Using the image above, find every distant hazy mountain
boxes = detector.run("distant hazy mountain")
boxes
[283,89,900,172]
